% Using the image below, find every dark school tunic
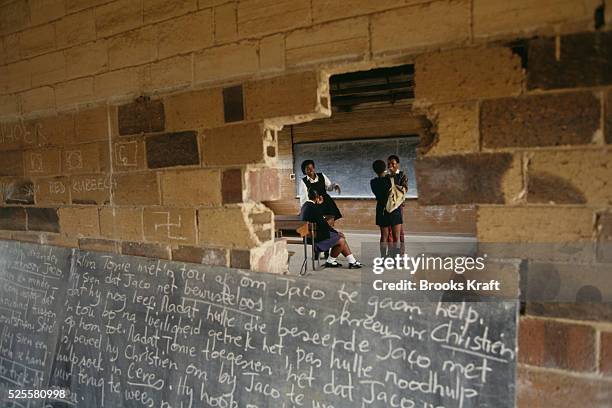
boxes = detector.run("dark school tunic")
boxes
[370,176,402,227]
[299,201,340,251]
[302,172,343,220]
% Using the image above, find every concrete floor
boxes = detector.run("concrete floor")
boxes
[286,230,477,281]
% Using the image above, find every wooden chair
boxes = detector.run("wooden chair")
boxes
[296,222,320,275]
[274,215,320,275]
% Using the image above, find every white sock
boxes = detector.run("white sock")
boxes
[346,254,356,264]
[327,256,337,263]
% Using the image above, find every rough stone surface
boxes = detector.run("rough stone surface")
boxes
[107,26,156,70]
[237,0,311,38]
[112,137,147,172]
[519,317,595,371]
[371,1,470,55]
[222,169,243,204]
[58,207,99,237]
[415,153,519,205]
[527,149,612,205]
[250,238,288,274]
[64,41,107,80]
[160,169,222,206]
[526,302,612,323]
[95,0,142,37]
[244,72,324,121]
[477,206,594,243]
[62,143,108,175]
[198,206,258,248]
[35,177,70,205]
[527,31,612,90]
[285,17,369,67]
[24,149,61,177]
[79,238,120,253]
[415,46,523,104]
[157,10,213,59]
[146,131,200,169]
[0,151,23,176]
[99,207,144,242]
[424,102,479,156]
[246,167,282,202]
[164,88,224,131]
[517,366,612,408]
[172,245,227,266]
[481,92,600,148]
[70,174,112,205]
[144,0,197,24]
[230,249,251,269]
[118,98,165,136]
[56,9,96,48]
[0,207,27,231]
[26,208,60,233]
[121,241,170,259]
[194,42,258,83]
[112,172,160,205]
[473,0,600,40]
[143,207,197,245]
[28,113,75,147]
[202,122,265,166]
[2,178,35,204]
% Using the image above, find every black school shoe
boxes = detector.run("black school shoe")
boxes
[324,260,342,268]
[348,261,363,269]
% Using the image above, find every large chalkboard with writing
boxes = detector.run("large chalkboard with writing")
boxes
[0,240,518,407]
[293,136,419,198]
[0,241,72,407]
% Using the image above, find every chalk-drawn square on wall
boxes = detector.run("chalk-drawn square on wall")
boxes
[115,141,138,167]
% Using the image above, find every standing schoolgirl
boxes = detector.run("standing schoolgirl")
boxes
[370,160,403,256]
[299,160,343,225]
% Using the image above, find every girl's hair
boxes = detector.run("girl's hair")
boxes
[300,159,315,174]
[307,188,320,201]
[372,160,386,174]
[388,154,400,163]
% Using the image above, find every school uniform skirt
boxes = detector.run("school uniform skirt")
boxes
[315,231,340,252]
[376,202,403,227]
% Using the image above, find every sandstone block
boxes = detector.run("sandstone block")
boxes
[112,172,160,205]
[164,88,224,131]
[143,207,197,244]
[99,207,144,241]
[371,1,470,55]
[58,206,100,236]
[415,46,523,104]
[160,169,222,206]
[286,17,369,67]
[477,206,594,242]
[481,92,600,148]
[194,42,258,83]
[527,149,612,205]
[201,121,265,166]
[157,10,213,59]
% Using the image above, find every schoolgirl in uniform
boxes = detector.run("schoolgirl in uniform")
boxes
[298,159,342,225]
[370,160,403,255]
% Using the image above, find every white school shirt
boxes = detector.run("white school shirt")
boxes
[298,173,333,207]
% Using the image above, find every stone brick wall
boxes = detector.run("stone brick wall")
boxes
[1,0,612,405]
[412,31,612,407]
[0,71,330,273]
